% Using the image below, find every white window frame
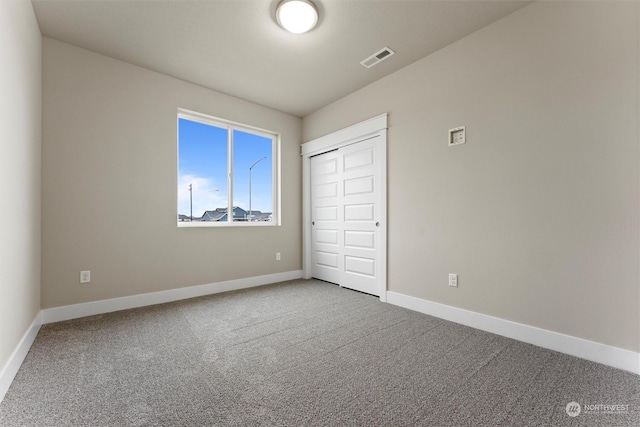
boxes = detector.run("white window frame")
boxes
[177,108,281,227]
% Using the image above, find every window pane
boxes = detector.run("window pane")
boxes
[232,129,273,222]
[178,118,228,222]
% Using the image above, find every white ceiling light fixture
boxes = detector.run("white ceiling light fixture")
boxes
[276,0,319,34]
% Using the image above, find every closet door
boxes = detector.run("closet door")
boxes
[310,136,382,296]
[340,137,381,295]
[310,149,342,285]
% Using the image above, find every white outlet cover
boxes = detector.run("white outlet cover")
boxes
[80,270,91,283]
[448,273,458,287]
[449,126,466,146]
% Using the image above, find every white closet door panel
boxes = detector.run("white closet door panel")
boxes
[310,150,342,285]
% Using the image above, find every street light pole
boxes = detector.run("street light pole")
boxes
[189,183,193,221]
[249,156,267,222]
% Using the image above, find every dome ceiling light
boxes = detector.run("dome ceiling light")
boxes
[276,0,319,34]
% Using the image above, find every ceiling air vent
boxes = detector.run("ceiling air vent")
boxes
[360,47,395,69]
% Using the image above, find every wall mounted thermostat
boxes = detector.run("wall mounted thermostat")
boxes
[449,126,466,146]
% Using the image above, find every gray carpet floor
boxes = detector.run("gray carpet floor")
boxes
[0,279,638,426]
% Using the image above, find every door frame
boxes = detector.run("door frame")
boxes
[301,114,388,302]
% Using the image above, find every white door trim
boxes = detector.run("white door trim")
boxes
[301,114,388,157]
[302,114,388,301]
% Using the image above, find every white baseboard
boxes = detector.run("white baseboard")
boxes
[0,313,42,404]
[42,270,303,324]
[386,291,640,375]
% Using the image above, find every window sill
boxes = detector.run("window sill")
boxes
[177,221,278,228]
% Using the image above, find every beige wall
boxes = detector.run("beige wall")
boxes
[0,1,42,371]
[304,2,640,352]
[42,38,302,308]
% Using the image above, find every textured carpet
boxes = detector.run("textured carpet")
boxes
[0,279,638,426]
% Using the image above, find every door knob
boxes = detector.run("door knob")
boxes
[376,222,380,227]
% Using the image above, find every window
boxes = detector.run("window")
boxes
[177,109,279,226]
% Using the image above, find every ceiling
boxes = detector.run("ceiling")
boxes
[31,0,531,118]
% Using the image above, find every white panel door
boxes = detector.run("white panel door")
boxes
[340,138,380,295]
[310,149,342,285]
[310,136,383,296]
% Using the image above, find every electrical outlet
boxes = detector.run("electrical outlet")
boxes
[276,252,281,261]
[448,273,458,287]
[449,126,466,146]
[80,270,91,284]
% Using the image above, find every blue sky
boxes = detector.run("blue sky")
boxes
[178,118,273,218]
